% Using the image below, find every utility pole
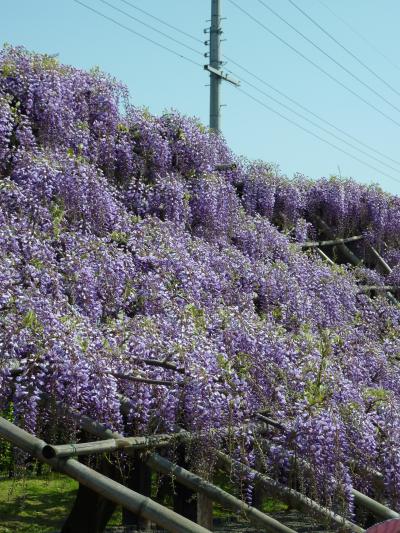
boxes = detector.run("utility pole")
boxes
[204,0,239,134]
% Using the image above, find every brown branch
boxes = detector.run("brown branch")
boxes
[131,357,185,374]
[107,372,175,387]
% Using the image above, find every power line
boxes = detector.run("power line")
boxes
[114,0,203,45]
[72,0,202,68]
[287,0,400,98]
[235,86,400,185]
[72,0,400,185]
[95,0,400,170]
[317,0,400,74]
[224,55,400,169]
[97,0,203,57]
[256,0,400,114]
[227,0,400,129]
[229,69,400,176]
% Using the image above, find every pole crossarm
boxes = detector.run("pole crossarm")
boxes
[204,64,240,86]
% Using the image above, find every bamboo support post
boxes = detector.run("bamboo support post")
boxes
[315,217,399,305]
[316,247,335,266]
[369,246,392,274]
[146,453,298,533]
[43,398,400,525]
[0,416,210,533]
[315,217,362,266]
[122,453,152,529]
[197,493,213,530]
[256,413,287,431]
[216,451,365,533]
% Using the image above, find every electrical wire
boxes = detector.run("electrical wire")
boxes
[95,1,400,170]
[72,0,400,185]
[72,0,203,68]
[114,0,204,45]
[256,0,400,114]
[287,0,400,98]
[97,0,203,57]
[235,86,400,185]
[317,0,400,74]
[224,54,400,169]
[227,0,400,129]
[228,69,400,176]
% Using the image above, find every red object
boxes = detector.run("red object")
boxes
[366,519,400,533]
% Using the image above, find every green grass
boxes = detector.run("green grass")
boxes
[0,472,122,533]
[0,468,287,532]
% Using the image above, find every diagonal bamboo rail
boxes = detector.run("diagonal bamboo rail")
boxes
[0,416,209,533]
[51,404,300,533]
[313,217,399,305]
[146,452,298,533]
[255,414,399,521]
[216,451,365,533]
[53,399,371,531]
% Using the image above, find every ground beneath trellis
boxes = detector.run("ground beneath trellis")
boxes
[105,512,340,532]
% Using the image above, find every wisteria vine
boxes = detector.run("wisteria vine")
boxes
[1,45,400,518]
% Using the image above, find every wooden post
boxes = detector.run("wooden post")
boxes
[61,458,118,533]
[172,446,197,522]
[122,453,152,529]
[146,453,299,533]
[197,493,213,530]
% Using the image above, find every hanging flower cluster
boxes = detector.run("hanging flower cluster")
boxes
[1,45,400,517]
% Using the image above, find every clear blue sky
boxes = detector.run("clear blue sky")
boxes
[3,0,400,194]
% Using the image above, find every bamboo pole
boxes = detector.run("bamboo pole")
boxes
[146,453,298,533]
[300,235,363,248]
[369,246,392,274]
[0,416,209,533]
[254,414,399,520]
[42,434,179,459]
[48,404,298,532]
[316,247,335,266]
[256,413,287,431]
[314,217,362,266]
[216,451,365,533]
[315,217,399,305]
[359,285,400,292]
[54,399,399,523]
